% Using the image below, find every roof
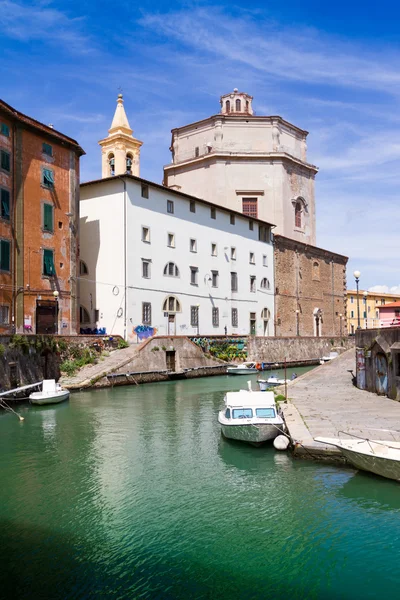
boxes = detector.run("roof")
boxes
[80,173,276,229]
[274,235,348,262]
[377,302,400,309]
[0,98,85,156]
[347,290,400,299]
[225,390,276,407]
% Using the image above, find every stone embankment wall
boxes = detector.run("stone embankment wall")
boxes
[357,327,400,400]
[247,336,354,363]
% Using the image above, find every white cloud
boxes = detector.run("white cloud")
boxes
[369,285,400,294]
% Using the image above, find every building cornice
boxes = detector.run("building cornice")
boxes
[274,235,348,263]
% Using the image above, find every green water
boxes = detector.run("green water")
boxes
[1,369,400,599]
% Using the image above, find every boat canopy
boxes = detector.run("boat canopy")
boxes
[225,390,276,407]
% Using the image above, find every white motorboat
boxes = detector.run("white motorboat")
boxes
[29,379,70,406]
[315,436,400,482]
[218,383,284,445]
[227,362,259,375]
[258,373,297,391]
[320,351,339,364]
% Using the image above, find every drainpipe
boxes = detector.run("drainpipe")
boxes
[331,258,335,336]
[117,176,127,341]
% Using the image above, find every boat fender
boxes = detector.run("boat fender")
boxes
[256,363,261,371]
[273,435,290,451]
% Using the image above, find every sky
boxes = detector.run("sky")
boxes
[1,0,400,291]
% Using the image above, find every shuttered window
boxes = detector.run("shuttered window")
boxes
[0,305,9,324]
[42,168,54,188]
[1,189,10,220]
[1,123,10,137]
[42,142,53,156]
[0,240,10,271]
[43,249,55,276]
[142,302,151,325]
[1,150,10,172]
[231,308,238,328]
[43,203,54,232]
[242,198,257,218]
[212,307,219,327]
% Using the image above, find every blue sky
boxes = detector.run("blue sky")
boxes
[1,0,400,291]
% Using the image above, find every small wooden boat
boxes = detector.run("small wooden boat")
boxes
[29,380,70,405]
[315,436,400,482]
[227,362,259,375]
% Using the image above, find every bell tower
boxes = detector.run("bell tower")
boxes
[99,94,143,178]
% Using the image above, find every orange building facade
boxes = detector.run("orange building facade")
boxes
[0,100,84,334]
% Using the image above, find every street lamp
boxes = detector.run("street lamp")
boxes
[53,290,59,335]
[363,291,368,329]
[353,270,361,329]
[295,309,300,336]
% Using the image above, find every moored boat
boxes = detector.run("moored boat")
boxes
[315,436,400,482]
[30,380,70,406]
[227,362,259,375]
[218,383,284,445]
[258,373,297,391]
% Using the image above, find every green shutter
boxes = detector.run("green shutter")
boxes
[43,168,54,187]
[43,203,53,231]
[43,249,55,276]
[42,143,53,156]
[1,151,10,172]
[1,189,10,220]
[0,240,10,271]
[1,123,10,137]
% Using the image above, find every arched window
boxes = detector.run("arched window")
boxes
[126,153,133,174]
[261,308,271,319]
[313,261,320,280]
[235,99,241,112]
[163,296,181,312]
[163,262,179,277]
[79,260,88,276]
[108,153,115,176]
[260,278,270,290]
[80,305,90,324]
[226,100,230,113]
[245,100,249,112]
[295,202,302,228]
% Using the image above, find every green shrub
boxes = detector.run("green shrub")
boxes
[117,338,129,349]
[0,344,5,358]
[151,346,160,352]
[60,360,78,376]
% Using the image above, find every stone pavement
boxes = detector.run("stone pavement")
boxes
[60,343,142,390]
[281,348,400,458]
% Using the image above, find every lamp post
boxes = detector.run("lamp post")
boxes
[353,270,361,329]
[363,291,368,329]
[53,290,59,335]
[295,309,300,336]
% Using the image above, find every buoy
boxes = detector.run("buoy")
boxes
[274,435,290,450]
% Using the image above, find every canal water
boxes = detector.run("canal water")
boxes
[1,370,400,599]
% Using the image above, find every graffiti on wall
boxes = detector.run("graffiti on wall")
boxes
[134,325,158,341]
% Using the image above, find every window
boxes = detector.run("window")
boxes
[256,408,275,418]
[141,184,149,198]
[313,261,320,280]
[108,154,115,176]
[167,200,174,214]
[211,243,217,256]
[263,255,268,267]
[1,189,10,220]
[363,296,367,305]
[42,142,53,156]
[212,307,219,327]
[210,207,216,219]
[167,233,175,248]
[231,247,236,260]
[249,221,254,231]
[43,249,55,276]
[225,408,231,419]
[1,150,10,172]
[363,311,367,319]
[350,296,354,304]
[211,270,219,288]
[191,305,199,327]
[232,308,238,328]
[1,123,10,137]
[235,99,241,112]
[250,312,256,335]
[381,299,385,305]
[94,309,99,321]
[163,296,181,312]
[242,198,258,218]
[80,306,90,324]
[79,260,88,276]
[350,310,354,318]
[232,408,253,419]
[195,147,199,157]
[0,305,9,325]
[226,100,230,113]
[190,266,198,285]
[142,302,151,325]
[164,262,179,277]
[260,278,270,290]
[142,259,151,278]
[231,271,238,292]
[295,202,302,228]
[142,226,150,243]
[250,276,256,292]
[126,154,133,174]
[190,238,197,252]
[230,213,235,225]
[190,200,196,213]
[259,225,269,242]
[249,252,255,264]
[245,100,249,112]
[42,167,54,188]
[0,240,10,271]
[43,203,54,232]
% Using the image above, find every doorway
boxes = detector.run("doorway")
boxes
[375,352,388,395]
[167,314,176,335]
[166,350,176,372]
[250,312,256,335]
[36,301,58,334]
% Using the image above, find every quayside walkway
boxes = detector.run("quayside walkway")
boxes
[281,348,400,458]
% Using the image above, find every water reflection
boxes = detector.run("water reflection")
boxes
[337,471,400,512]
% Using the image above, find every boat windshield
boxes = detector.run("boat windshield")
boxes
[255,408,275,418]
[232,408,253,419]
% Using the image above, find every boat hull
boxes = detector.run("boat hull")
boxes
[30,390,70,405]
[340,448,400,482]
[220,422,282,444]
[227,368,258,375]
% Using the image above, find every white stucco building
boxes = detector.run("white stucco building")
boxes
[163,89,318,245]
[79,96,275,341]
